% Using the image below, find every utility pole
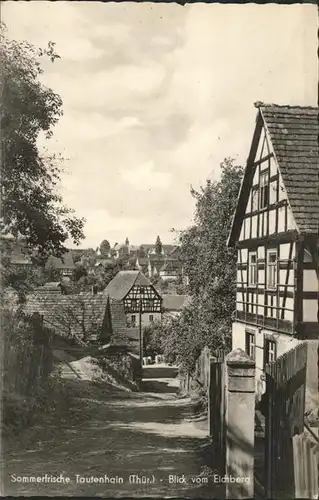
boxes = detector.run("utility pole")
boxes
[139,298,143,369]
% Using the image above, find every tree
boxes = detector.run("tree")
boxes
[1,260,47,302]
[73,263,87,282]
[125,237,129,246]
[139,245,146,258]
[142,307,202,371]
[81,248,96,269]
[0,25,85,259]
[165,158,243,371]
[155,235,162,255]
[99,239,111,258]
[143,320,165,358]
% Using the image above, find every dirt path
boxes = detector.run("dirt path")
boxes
[3,372,220,498]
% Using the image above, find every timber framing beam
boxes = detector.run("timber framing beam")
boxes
[294,240,304,327]
[243,198,287,219]
[236,230,298,249]
[252,152,274,168]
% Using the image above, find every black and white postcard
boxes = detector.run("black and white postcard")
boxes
[1,2,318,498]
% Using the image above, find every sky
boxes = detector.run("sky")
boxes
[2,2,318,249]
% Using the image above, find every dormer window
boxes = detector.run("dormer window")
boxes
[259,172,269,209]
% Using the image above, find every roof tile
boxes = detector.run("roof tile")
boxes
[261,104,319,234]
[24,292,130,347]
[104,270,153,300]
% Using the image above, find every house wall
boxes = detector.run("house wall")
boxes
[126,312,161,328]
[236,241,296,327]
[159,273,178,282]
[232,321,318,408]
[235,126,318,332]
[163,311,181,319]
[232,321,301,399]
[303,246,318,323]
[238,127,297,243]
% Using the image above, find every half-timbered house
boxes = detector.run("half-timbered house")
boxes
[45,252,75,280]
[104,270,162,327]
[228,103,319,401]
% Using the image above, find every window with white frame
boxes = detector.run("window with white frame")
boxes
[259,172,269,209]
[267,250,277,289]
[248,252,257,286]
[252,188,258,212]
[245,330,255,361]
[264,338,277,367]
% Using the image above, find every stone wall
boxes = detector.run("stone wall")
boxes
[98,352,141,389]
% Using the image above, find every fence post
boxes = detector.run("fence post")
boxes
[208,356,217,439]
[225,349,255,499]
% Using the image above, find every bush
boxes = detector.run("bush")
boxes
[2,306,53,396]
[1,303,55,434]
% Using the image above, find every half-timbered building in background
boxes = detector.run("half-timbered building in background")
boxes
[228,103,318,402]
[104,270,162,328]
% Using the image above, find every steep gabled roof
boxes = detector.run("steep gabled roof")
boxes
[46,252,75,270]
[36,282,62,293]
[228,104,319,245]
[140,244,179,255]
[104,270,152,300]
[24,292,131,346]
[25,292,109,342]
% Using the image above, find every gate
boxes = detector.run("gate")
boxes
[265,342,307,498]
[208,352,226,474]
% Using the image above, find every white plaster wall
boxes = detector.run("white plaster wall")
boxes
[255,128,266,159]
[303,300,318,322]
[280,242,293,259]
[268,209,276,234]
[232,321,303,399]
[126,312,162,328]
[303,269,318,292]
[232,321,246,352]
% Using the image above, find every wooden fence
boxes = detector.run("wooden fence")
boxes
[208,355,226,474]
[265,342,308,498]
[179,347,225,394]
[179,347,226,474]
[293,428,319,499]
[201,343,317,498]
